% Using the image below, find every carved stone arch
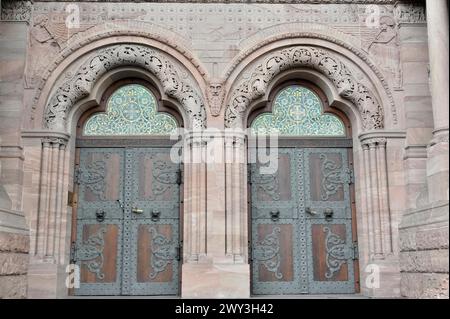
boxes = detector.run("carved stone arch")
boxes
[43,44,207,131]
[224,46,384,131]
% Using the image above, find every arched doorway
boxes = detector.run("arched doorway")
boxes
[248,82,359,295]
[70,80,183,296]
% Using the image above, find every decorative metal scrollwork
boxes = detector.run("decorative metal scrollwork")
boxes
[77,160,107,200]
[152,160,179,199]
[251,168,281,201]
[323,227,347,279]
[253,227,283,280]
[76,226,108,280]
[320,154,344,201]
[149,227,175,279]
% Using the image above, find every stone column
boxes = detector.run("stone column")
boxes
[426,0,449,203]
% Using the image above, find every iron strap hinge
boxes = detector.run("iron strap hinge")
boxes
[351,242,359,260]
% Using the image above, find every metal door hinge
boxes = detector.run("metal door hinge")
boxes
[344,168,354,185]
[74,167,82,184]
[351,242,359,260]
[177,169,183,185]
[70,241,77,263]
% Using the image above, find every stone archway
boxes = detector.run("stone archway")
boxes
[43,44,207,131]
[224,46,384,131]
[23,42,208,298]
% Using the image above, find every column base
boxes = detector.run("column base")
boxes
[181,262,250,298]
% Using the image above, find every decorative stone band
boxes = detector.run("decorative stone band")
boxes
[43,44,207,131]
[394,3,427,25]
[224,46,384,131]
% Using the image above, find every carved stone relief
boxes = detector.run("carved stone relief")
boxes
[394,3,427,24]
[206,82,225,117]
[365,16,402,90]
[1,0,31,22]
[43,44,207,131]
[224,46,384,130]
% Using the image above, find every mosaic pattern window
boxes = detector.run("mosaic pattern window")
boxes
[83,84,178,136]
[251,86,346,136]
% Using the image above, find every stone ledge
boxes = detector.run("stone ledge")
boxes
[399,201,449,229]
[0,275,27,299]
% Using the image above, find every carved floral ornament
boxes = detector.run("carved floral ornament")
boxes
[43,44,207,131]
[224,46,384,131]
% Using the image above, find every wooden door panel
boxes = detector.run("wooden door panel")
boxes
[254,224,294,282]
[126,148,181,296]
[251,149,308,295]
[129,220,180,295]
[307,219,355,294]
[132,149,180,219]
[304,148,351,219]
[77,148,124,220]
[136,224,176,283]
[74,220,122,295]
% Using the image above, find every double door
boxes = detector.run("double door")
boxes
[71,147,181,296]
[250,147,358,295]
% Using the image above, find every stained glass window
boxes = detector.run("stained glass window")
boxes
[251,86,346,136]
[83,84,178,136]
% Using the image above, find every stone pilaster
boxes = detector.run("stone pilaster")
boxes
[182,129,250,298]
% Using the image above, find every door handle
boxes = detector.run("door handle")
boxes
[96,210,106,222]
[132,207,144,214]
[270,210,280,222]
[151,210,161,222]
[305,207,318,216]
[324,208,334,221]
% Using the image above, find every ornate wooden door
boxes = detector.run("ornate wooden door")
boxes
[250,147,357,295]
[72,147,180,296]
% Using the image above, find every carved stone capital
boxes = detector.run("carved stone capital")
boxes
[41,137,68,148]
[362,137,387,148]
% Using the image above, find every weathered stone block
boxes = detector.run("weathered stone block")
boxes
[0,252,28,275]
[0,275,27,299]
[401,273,449,299]
[400,250,449,273]
[0,231,29,253]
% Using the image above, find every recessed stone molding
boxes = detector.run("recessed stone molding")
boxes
[224,46,384,130]
[43,44,207,130]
